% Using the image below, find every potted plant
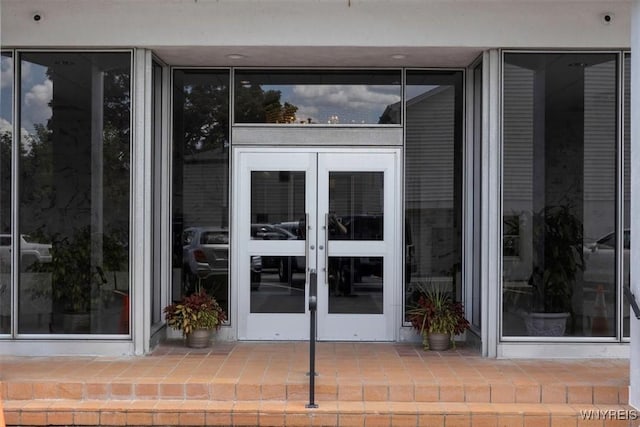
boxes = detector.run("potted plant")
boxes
[525,204,585,336]
[407,283,469,351]
[164,290,226,348]
[28,227,107,332]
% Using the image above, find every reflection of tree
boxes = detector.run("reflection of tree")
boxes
[0,130,12,233]
[20,61,131,248]
[180,82,229,155]
[235,85,298,124]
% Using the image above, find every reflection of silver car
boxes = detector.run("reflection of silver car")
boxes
[251,224,305,282]
[0,234,52,269]
[583,229,630,285]
[182,227,261,291]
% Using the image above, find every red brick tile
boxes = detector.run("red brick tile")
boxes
[498,414,524,427]
[134,383,159,399]
[550,415,578,427]
[593,386,619,404]
[205,411,232,426]
[440,384,465,402]
[233,412,259,426]
[415,384,440,402]
[363,384,388,401]
[210,382,236,401]
[32,382,59,399]
[364,413,392,427]
[491,383,515,403]
[86,383,109,399]
[20,411,47,425]
[100,411,127,426]
[445,413,472,427]
[389,384,414,401]
[110,382,133,399]
[542,385,567,404]
[179,411,206,425]
[57,382,84,400]
[7,382,33,400]
[515,385,541,404]
[159,382,184,399]
[126,411,154,425]
[47,411,75,426]
[567,386,593,404]
[153,412,180,425]
[472,414,499,427]
[524,414,551,427]
[74,411,100,425]
[185,382,209,399]
[465,384,491,402]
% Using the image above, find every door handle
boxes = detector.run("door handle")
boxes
[305,212,310,279]
[324,213,329,285]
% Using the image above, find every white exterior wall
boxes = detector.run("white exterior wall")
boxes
[630,0,640,411]
[0,0,635,364]
[0,0,632,67]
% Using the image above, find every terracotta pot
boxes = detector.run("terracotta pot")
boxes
[427,332,451,351]
[186,329,212,348]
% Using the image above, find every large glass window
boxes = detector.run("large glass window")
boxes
[404,71,464,320]
[502,53,618,338]
[19,52,131,334]
[0,52,12,334]
[172,70,230,315]
[234,70,402,125]
[623,53,630,338]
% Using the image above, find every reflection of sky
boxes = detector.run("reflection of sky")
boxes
[20,61,52,135]
[259,84,401,124]
[0,56,52,138]
[0,55,13,131]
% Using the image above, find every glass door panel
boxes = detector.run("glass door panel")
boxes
[236,148,398,341]
[317,152,397,341]
[236,151,316,340]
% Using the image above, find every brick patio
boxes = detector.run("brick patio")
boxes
[0,341,634,426]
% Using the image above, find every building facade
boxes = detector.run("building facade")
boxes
[1,2,638,401]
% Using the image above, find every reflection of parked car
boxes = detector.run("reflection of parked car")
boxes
[583,229,630,286]
[251,223,305,282]
[182,227,261,291]
[0,234,52,269]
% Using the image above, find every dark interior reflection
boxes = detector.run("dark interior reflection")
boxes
[328,257,383,314]
[172,70,230,315]
[250,256,306,314]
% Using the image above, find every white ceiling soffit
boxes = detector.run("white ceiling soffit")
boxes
[151,46,484,68]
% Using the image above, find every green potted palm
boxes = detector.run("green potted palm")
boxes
[408,283,469,351]
[525,204,585,336]
[164,290,226,348]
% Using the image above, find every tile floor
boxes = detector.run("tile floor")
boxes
[0,341,634,426]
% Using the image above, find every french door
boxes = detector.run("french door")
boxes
[234,147,400,341]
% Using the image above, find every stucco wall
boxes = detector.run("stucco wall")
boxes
[0,0,632,67]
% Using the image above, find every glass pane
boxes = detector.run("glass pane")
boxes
[151,61,162,326]
[329,172,383,240]
[234,70,402,125]
[404,71,464,321]
[172,70,230,315]
[623,53,630,338]
[502,53,618,337]
[251,171,305,239]
[328,257,383,314]
[250,255,305,313]
[19,52,131,334]
[0,52,12,334]
[472,64,483,329]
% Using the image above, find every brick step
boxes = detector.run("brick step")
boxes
[3,399,638,426]
[1,380,628,405]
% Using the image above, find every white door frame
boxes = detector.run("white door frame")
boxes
[232,146,402,341]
